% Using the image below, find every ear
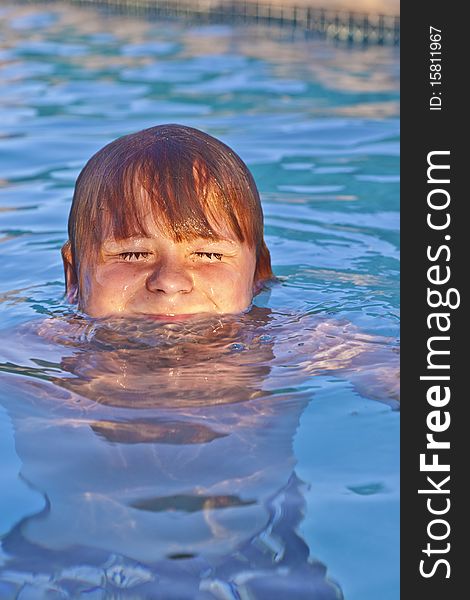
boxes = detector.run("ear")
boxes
[61,241,78,304]
[252,277,264,296]
[253,241,273,295]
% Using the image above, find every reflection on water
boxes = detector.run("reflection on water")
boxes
[0,307,377,598]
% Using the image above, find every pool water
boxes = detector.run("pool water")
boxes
[0,3,399,599]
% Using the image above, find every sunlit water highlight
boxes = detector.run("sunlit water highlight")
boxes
[0,3,399,599]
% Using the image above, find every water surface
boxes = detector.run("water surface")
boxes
[0,3,399,599]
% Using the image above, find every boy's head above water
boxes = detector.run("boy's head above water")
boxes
[62,124,273,319]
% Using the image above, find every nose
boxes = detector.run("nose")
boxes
[145,257,193,296]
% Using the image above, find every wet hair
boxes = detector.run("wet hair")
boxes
[64,123,273,291]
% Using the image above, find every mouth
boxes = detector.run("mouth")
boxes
[140,313,197,322]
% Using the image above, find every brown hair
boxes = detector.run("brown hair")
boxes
[64,123,273,294]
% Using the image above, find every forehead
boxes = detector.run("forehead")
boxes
[100,216,243,248]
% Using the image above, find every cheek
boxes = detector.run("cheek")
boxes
[196,263,253,301]
[95,266,146,291]
[82,267,145,311]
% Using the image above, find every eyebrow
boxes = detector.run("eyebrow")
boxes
[101,236,239,251]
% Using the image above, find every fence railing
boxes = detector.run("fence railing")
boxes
[67,0,399,45]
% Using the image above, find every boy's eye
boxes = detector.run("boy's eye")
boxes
[119,251,151,262]
[193,252,223,261]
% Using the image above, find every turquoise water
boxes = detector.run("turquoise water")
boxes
[0,3,399,599]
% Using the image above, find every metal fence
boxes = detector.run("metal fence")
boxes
[66,0,400,45]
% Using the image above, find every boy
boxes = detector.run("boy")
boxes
[62,123,273,319]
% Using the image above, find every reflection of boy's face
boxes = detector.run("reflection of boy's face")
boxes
[75,215,258,318]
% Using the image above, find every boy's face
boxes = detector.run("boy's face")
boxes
[67,216,258,319]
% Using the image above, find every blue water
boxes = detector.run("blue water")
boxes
[0,3,399,599]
